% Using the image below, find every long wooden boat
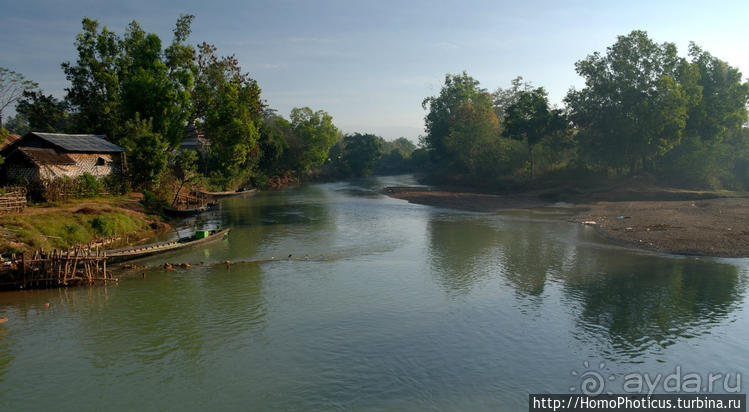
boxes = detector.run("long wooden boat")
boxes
[197,188,256,198]
[105,228,230,263]
[163,202,218,217]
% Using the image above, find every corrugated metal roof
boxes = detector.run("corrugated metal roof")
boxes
[18,148,77,166]
[32,132,124,152]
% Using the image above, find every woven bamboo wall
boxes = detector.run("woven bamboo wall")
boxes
[0,187,27,214]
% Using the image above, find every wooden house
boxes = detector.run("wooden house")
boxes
[0,132,126,182]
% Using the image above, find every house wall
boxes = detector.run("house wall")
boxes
[6,166,40,182]
[5,153,123,182]
[36,153,123,180]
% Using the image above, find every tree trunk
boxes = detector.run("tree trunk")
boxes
[529,145,535,178]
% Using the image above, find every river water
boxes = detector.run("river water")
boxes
[1,175,748,410]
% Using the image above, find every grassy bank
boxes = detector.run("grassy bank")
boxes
[0,195,167,255]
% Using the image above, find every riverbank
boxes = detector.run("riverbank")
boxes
[384,185,749,257]
[0,193,168,256]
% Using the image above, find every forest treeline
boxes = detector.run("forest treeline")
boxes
[421,30,749,190]
[3,24,749,195]
[1,15,417,195]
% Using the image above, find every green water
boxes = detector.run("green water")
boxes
[1,175,747,410]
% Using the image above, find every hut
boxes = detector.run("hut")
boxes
[179,125,210,153]
[0,132,126,182]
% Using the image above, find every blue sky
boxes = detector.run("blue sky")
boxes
[2,0,748,140]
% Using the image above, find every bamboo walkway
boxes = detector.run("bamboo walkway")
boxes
[0,248,114,290]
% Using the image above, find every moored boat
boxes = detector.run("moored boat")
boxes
[163,202,218,216]
[196,188,257,199]
[106,228,230,263]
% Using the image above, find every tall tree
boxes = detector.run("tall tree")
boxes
[119,21,190,147]
[193,42,264,177]
[502,87,567,176]
[422,72,500,174]
[341,133,383,177]
[62,18,122,139]
[258,111,292,173]
[0,67,38,128]
[285,107,338,174]
[684,43,749,141]
[565,30,698,174]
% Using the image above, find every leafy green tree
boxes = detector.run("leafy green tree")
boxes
[421,71,504,176]
[0,67,38,128]
[62,18,122,139]
[382,137,416,157]
[120,114,169,188]
[684,43,749,141]
[341,133,383,177]
[193,42,264,177]
[285,107,338,174]
[502,87,567,176]
[119,20,192,148]
[422,72,498,171]
[258,111,292,173]
[660,44,749,188]
[15,90,71,133]
[565,30,698,174]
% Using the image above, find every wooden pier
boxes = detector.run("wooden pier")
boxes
[0,248,114,290]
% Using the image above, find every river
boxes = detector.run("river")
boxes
[1,175,747,410]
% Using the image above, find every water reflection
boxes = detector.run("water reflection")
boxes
[426,210,745,360]
[426,215,500,295]
[78,264,267,373]
[562,254,744,359]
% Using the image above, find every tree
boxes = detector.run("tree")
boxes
[422,72,499,175]
[565,30,698,174]
[119,21,190,147]
[286,107,338,174]
[684,43,749,141]
[15,90,71,133]
[492,76,533,125]
[341,133,383,177]
[660,44,749,188]
[193,42,264,178]
[258,111,292,173]
[62,18,122,139]
[3,113,29,135]
[502,87,567,176]
[170,149,199,206]
[422,72,500,175]
[0,67,38,128]
[120,115,169,188]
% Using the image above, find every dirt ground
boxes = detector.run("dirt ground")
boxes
[570,198,749,257]
[384,186,749,257]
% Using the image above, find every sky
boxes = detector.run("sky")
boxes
[1,0,748,141]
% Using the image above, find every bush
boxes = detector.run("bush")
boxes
[141,190,168,211]
[77,173,104,197]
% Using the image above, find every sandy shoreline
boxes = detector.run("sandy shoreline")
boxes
[384,186,749,257]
